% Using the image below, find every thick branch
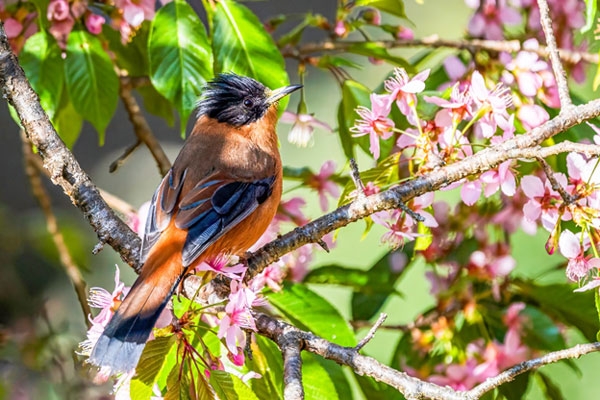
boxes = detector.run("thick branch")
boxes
[281,335,304,400]
[467,342,600,398]
[255,313,463,400]
[0,22,142,271]
[284,36,599,65]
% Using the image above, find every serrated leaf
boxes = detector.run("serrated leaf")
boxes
[515,280,600,342]
[355,0,406,18]
[268,282,356,347]
[65,30,119,144]
[209,370,259,400]
[212,0,290,112]
[247,336,283,400]
[302,353,340,400]
[149,0,213,137]
[135,335,177,386]
[165,364,193,400]
[20,32,64,121]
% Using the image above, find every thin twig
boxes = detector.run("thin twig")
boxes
[109,140,142,173]
[355,313,387,351]
[467,342,600,398]
[284,36,599,65]
[537,157,574,203]
[21,131,92,326]
[119,77,172,176]
[536,0,572,108]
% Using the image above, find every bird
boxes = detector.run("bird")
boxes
[89,73,302,374]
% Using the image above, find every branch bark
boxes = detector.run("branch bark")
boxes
[0,22,142,271]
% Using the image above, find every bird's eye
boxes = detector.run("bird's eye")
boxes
[243,98,253,108]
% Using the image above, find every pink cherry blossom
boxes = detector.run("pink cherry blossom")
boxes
[115,0,155,28]
[280,111,332,147]
[351,93,394,160]
[559,229,600,282]
[85,13,106,35]
[307,160,340,211]
[480,161,516,198]
[517,104,549,131]
[467,0,521,40]
[218,281,260,355]
[372,209,421,248]
[4,18,22,39]
[47,0,74,45]
[469,71,512,138]
[195,254,247,280]
[385,67,430,125]
[521,174,564,231]
[461,180,482,206]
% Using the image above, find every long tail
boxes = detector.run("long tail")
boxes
[89,250,183,374]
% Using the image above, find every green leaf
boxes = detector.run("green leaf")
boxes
[52,86,83,148]
[355,0,406,18]
[165,364,193,400]
[209,370,259,400]
[337,80,370,159]
[536,371,566,400]
[247,336,284,400]
[594,55,600,91]
[137,85,176,127]
[103,21,150,77]
[582,0,598,33]
[20,32,64,121]
[347,42,410,68]
[351,250,409,320]
[515,280,600,342]
[65,30,119,144]
[268,282,356,347]
[149,0,213,136]
[414,222,432,251]
[212,0,290,112]
[132,335,177,393]
[314,358,352,400]
[498,371,530,400]
[302,353,339,400]
[355,374,405,400]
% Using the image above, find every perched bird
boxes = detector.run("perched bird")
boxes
[89,73,302,374]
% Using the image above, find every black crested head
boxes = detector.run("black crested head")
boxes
[197,73,270,127]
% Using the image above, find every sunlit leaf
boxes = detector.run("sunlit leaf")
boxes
[209,370,259,400]
[65,30,118,144]
[248,336,283,400]
[355,0,406,18]
[149,0,213,136]
[268,282,356,347]
[20,32,63,121]
[212,0,290,112]
[302,353,340,400]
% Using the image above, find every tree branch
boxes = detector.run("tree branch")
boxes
[467,342,600,398]
[0,22,142,271]
[119,76,172,176]
[21,130,92,326]
[283,36,598,66]
[536,0,572,108]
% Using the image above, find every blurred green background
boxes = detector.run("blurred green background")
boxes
[1,0,599,398]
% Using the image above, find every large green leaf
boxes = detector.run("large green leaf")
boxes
[355,374,405,400]
[247,336,284,400]
[65,30,119,144]
[52,84,83,148]
[209,370,259,400]
[131,335,177,399]
[149,0,213,136]
[212,0,290,111]
[515,280,600,342]
[104,21,150,77]
[20,32,64,121]
[302,353,340,400]
[268,282,356,347]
